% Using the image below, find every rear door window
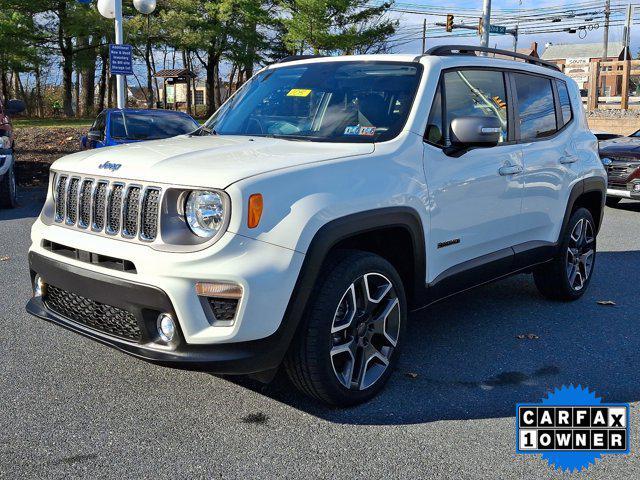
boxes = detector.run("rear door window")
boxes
[513,73,557,140]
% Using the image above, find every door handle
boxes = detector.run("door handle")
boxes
[498,164,523,176]
[560,154,579,164]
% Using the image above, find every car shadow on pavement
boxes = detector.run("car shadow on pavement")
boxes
[0,187,45,221]
[611,201,640,213]
[229,250,640,426]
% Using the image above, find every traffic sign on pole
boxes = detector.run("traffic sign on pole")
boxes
[489,25,507,35]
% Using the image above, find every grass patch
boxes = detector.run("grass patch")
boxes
[13,118,93,129]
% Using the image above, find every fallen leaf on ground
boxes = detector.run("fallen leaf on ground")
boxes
[405,372,418,379]
[516,333,539,340]
[597,300,616,306]
[0,256,9,261]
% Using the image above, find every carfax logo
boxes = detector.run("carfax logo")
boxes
[98,161,122,172]
[516,385,630,472]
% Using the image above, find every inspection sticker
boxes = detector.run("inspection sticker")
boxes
[344,125,377,136]
[286,88,312,97]
[516,385,630,472]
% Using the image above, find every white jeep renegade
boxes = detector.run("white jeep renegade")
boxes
[27,46,606,406]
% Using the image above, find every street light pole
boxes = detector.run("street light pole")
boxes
[114,0,125,109]
[623,3,633,59]
[481,0,492,49]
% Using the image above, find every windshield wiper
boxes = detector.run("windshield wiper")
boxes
[261,134,316,142]
[191,125,217,136]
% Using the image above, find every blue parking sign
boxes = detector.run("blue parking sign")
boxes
[109,44,133,75]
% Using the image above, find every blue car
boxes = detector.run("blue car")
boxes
[81,108,200,150]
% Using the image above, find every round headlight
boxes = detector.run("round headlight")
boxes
[185,190,226,238]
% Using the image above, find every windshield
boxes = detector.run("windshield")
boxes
[110,112,198,140]
[203,61,422,142]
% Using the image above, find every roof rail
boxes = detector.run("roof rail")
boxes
[277,54,327,64]
[418,45,560,71]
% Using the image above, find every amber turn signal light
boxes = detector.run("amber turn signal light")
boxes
[195,282,243,299]
[248,194,263,228]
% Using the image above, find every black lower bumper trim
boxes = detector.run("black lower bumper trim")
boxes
[26,252,289,375]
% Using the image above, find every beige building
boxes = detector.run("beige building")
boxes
[541,42,625,95]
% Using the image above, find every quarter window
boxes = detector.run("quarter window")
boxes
[425,69,509,147]
[513,73,557,140]
[425,84,443,145]
[556,80,573,127]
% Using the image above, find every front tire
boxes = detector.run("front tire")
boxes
[0,157,18,209]
[285,250,407,406]
[533,207,596,301]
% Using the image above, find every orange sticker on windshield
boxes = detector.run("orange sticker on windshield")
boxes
[287,88,312,97]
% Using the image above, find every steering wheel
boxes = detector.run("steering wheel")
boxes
[246,116,265,134]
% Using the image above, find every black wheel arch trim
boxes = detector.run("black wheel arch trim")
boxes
[276,207,427,358]
[561,177,606,237]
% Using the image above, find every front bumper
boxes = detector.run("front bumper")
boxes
[607,187,640,200]
[26,252,294,374]
[30,218,304,344]
[0,149,13,177]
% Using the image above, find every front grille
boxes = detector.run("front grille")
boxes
[123,186,141,237]
[608,160,640,179]
[140,189,160,240]
[106,184,124,234]
[45,284,142,342]
[65,178,80,224]
[54,174,160,241]
[54,175,67,222]
[78,179,93,228]
[93,181,108,230]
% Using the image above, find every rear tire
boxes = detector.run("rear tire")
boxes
[284,250,407,406]
[0,156,17,209]
[605,197,621,208]
[533,208,596,301]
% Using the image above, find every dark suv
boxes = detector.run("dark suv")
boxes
[599,129,640,206]
[0,98,26,208]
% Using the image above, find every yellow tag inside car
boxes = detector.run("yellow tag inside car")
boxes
[287,88,312,97]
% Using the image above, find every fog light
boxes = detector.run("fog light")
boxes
[157,313,175,342]
[633,183,640,192]
[34,275,46,297]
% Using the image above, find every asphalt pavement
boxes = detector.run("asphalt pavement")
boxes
[1,188,639,479]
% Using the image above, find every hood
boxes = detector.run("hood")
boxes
[599,136,640,156]
[52,135,375,188]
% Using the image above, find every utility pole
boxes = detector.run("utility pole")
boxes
[601,0,610,97]
[422,19,427,53]
[481,0,492,49]
[603,0,611,60]
[114,0,125,109]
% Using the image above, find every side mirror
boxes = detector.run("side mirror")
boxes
[87,130,103,142]
[6,99,26,115]
[450,116,501,147]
